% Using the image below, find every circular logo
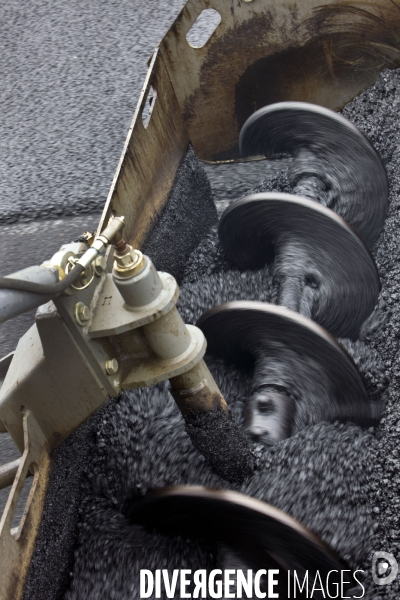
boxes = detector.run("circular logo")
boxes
[372,552,398,586]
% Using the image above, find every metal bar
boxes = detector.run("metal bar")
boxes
[0,266,58,325]
[0,411,52,600]
[0,459,21,491]
[97,47,190,249]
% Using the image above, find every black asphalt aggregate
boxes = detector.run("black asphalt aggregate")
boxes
[1,3,400,600]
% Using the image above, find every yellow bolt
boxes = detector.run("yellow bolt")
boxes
[74,302,90,326]
[94,256,107,276]
[105,358,119,376]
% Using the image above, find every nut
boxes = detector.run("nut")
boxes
[113,247,146,278]
[105,358,119,376]
[74,302,90,326]
[116,250,136,268]
[94,255,107,276]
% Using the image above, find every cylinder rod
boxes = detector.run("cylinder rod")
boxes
[0,458,21,491]
[0,266,58,324]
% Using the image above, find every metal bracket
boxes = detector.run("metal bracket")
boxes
[89,272,178,338]
[0,410,51,600]
[121,324,206,388]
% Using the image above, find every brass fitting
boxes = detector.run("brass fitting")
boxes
[92,216,126,252]
[113,247,146,278]
[82,231,95,246]
[77,216,126,271]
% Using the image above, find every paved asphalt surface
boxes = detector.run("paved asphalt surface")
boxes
[0,0,276,522]
[0,0,186,224]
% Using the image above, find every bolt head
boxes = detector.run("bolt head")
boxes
[80,305,90,320]
[115,249,137,268]
[94,255,107,276]
[74,302,90,326]
[105,358,119,376]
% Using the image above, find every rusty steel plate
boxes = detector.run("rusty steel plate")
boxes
[160,0,400,162]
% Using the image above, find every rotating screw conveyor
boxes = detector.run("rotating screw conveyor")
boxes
[198,102,388,442]
[220,103,389,340]
[1,0,400,596]
[169,104,389,593]
[125,99,388,600]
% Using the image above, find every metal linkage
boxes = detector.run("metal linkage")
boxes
[0,216,126,325]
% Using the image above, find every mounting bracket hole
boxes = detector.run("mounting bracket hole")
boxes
[186,9,221,49]
[142,86,157,129]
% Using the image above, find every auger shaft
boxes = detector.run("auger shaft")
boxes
[290,147,337,208]
[111,235,254,482]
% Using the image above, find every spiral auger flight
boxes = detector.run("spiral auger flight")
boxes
[198,102,388,443]
[128,486,356,599]
[129,104,388,596]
